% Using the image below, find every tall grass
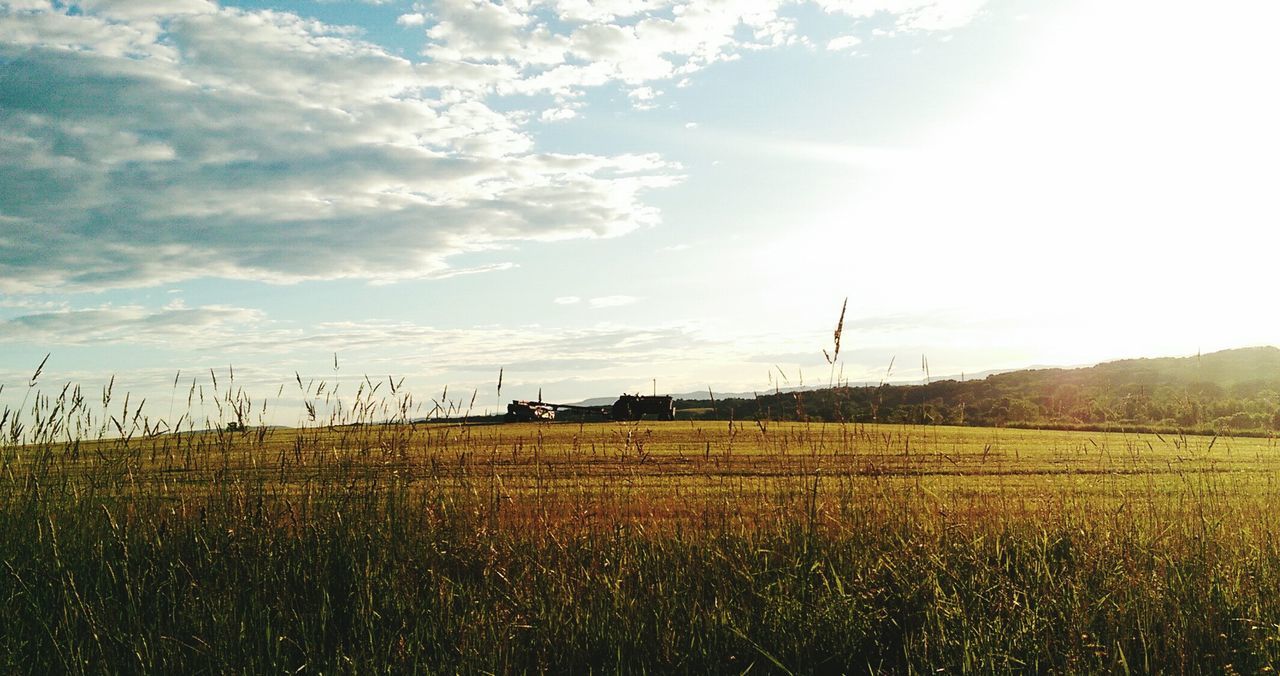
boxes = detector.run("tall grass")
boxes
[4,372,1280,673]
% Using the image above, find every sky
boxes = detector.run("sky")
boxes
[1,0,1278,427]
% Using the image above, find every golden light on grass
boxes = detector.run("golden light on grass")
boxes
[4,369,1280,671]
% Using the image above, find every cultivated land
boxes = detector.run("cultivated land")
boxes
[5,410,1280,673]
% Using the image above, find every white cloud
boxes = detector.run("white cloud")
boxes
[826,35,861,51]
[549,0,671,23]
[540,106,578,122]
[71,0,216,20]
[812,0,988,32]
[396,12,427,26]
[896,0,987,31]
[0,296,69,311]
[416,0,809,96]
[403,0,977,99]
[628,85,660,109]
[2,0,54,9]
[589,295,639,308]
[553,296,582,304]
[423,0,567,66]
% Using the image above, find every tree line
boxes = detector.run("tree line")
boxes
[678,347,1280,435]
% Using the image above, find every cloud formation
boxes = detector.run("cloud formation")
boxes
[0,301,729,381]
[588,295,639,308]
[0,1,676,292]
[0,0,983,294]
[415,0,799,96]
[0,303,267,346]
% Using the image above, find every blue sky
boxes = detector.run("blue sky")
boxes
[2,0,1278,426]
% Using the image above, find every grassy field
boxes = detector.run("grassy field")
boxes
[5,392,1280,673]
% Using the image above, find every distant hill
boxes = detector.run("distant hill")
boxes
[672,347,1280,435]
[1080,346,1280,387]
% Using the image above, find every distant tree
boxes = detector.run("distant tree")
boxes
[1175,400,1202,427]
[1006,398,1040,423]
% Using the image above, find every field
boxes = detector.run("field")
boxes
[5,395,1280,673]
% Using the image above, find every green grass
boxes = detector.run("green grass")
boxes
[4,382,1280,673]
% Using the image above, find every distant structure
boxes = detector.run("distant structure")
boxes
[505,394,676,422]
[503,400,558,422]
[610,394,675,421]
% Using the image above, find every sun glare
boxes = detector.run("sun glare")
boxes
[776,0,1280,366]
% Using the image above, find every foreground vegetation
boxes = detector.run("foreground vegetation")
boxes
[5,377,1280,673]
